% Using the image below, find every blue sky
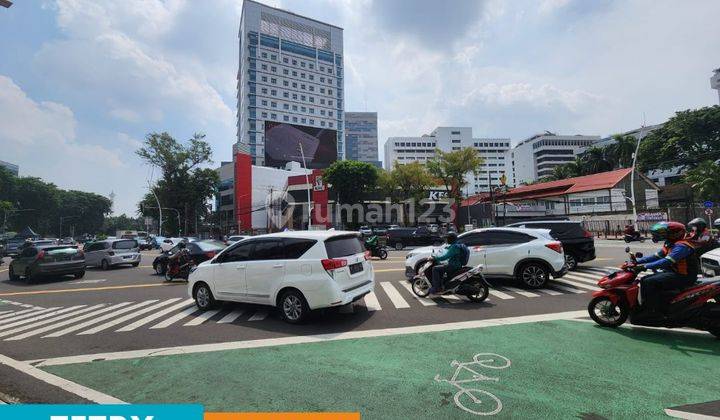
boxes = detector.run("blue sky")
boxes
[1,0,719,215]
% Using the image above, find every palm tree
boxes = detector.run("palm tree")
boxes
[581,146,613,174]
[684,160,720,202]
[607,134,637,169]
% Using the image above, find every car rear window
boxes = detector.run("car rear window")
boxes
[45,246,79,255]
[112,240,137,250]
[195,241,224,251]
[325,235,364,258]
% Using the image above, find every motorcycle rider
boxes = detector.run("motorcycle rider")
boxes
[632,221,698,310]
[364,234,379,254]
[167,241,190,270]
[623,224,640,240]
[687,217,718,255]
[428,232,467,294]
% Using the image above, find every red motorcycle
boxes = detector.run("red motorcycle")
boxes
[164,249,195,281]
[588,247,720,338]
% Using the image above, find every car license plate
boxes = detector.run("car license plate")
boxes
[349,262,363,275]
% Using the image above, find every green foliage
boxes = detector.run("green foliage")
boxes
[638,106,720,171]
[683,160,720,202]
[136,132,219,236]
[426,148,483,201]
[102,214,145,235]
[324,160,379,205]
[606,134,636,169]
[380,161,435,203]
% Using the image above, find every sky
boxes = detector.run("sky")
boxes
[1,0,719,215]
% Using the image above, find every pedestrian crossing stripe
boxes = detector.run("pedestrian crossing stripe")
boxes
[0,268,617,342]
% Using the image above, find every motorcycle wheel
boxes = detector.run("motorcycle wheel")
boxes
[164,270,174,282]
[624,237,631,243]
[588,296,628,327]
[465,278,489,303]
[412,276,431,297]
[379,249,388,260]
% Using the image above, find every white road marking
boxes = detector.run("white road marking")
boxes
[564,274,601,286]
[0,307,50,323]
[184,309,221,326]
[70,279,107,284]
[0,354,125,404]
[79,299,182,335]
[0,305,103,338]
[31,310,588,367]
[247,310,268,321]
[380,282,410,308]
[0,306,83,331]
[577,267,611,274]
[555,278,600,291]
[116,299,194,332]
[217,309,244,324]
[488,289,514,300]
[44,300,158,337]
[5,302,133,341]
[363,291,382,311]
[499,286,540,298]
[442,294,462,301]
[0,310,11,316]
[536,288,563,296]
[567,271,603,281]
[398,281,437,306]
[150,306,198,329]
[548,283,586,294]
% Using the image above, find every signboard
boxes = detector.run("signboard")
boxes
[313,176,325,191]
[704,201,714,208]
[428,190,449,201]
[705,208,714,216]
[264,122,337,169]
[637,212,667,222]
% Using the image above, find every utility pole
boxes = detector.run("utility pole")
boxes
[147,181,163,236]
[298,143,312,230]
[59,215,78,238]
[488,171,495,226]
[630,117,647,230]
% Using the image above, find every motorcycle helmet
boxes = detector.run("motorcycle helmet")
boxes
[446,232,458,244]
[714,218,720,230]
[687,217,707,234]
[177,241,187,249]
[650,221,686,242]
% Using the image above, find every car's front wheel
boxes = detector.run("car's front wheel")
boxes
[74,271,85,279]
[194,283,217,310]
[101,259,110,270]
[518,262,549,289]
[278,290,309,324]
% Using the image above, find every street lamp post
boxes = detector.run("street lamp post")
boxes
[298,143,312,230]
[147,182,163,236]
[630,124,647,230]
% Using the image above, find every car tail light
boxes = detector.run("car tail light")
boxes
[321,258,347,272]
[36,250,45,261]
[545,242,563,253]
[583,229,593,238]
[364,250,371,260]
[205,251,216,259]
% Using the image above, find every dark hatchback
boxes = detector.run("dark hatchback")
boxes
[386,226,443,250]
[8,244,85,282]
[506,220,595,270]
[152,240,226,275]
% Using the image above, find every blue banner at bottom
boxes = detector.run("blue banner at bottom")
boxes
[0,404,204,420]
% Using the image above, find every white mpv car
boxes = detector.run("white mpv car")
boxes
[404,227,567,288]
[188,230,374,323]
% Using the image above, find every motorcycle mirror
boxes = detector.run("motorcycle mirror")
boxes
[624,246,630,253]
[635,252,643,258]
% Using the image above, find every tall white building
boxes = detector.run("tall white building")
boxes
[505,132,600,187]
[383,127,511,193]
[345,112,380,166]
[238,0,344,166]
[711,68,720,104]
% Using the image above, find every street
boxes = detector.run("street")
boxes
[1,239,718,418]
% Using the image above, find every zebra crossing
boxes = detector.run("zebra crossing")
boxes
[0,267,617,342]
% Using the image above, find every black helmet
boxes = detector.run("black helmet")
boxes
[714,218,720,229]
[446,232,458,244]
[177,241,187,249]
[687,217,707,233]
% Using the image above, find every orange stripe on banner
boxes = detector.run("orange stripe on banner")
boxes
[205,413,360,420]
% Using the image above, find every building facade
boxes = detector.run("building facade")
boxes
[383,127,510,194]
[0,160,18,176]
[238,0,344,167]
[711,68,720,104]
[505,132,600,187]
[345,112,380,167]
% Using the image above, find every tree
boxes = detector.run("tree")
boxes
[582,146,613,174]
[606,134,636,169]
[378,162,435,225]
[426,148,483,222]
[136,132,219,235]
[324,161,379,228]
[683,160,720,202]
[638,105,720,171]
[102,214,145,236]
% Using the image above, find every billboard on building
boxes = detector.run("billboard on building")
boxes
[264,122,337,169]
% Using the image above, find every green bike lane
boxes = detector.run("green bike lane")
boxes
[40,317,720,419]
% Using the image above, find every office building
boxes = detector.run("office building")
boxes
[505,132,600,187]
[237,0,344,168]
[383,127,511,193]
[345,112,380,167]
[712,68,720,104]
[0,160,19,176]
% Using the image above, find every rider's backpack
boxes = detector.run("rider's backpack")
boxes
[456,243,470,266]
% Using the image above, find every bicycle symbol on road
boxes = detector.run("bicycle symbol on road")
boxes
[434,353,511,416]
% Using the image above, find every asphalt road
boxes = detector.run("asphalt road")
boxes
[0,239,646,402]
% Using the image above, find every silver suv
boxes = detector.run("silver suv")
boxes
[83,239,141,270]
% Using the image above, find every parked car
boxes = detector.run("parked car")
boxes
[8,244,85,282]
[701,247,720,277]
[83,239,140,270]
[153,240,227,275]
[359,226,373,236]
[136,237,153,251]
[372,226,388,236]
[404,227,566,288]
[160,237,185,252]
[386,226,443,250]
[505,220,595,270]
[188,231,374,324]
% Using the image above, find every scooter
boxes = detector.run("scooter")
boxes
[623,231,645,242]
[365,244,388,260]
[411,259,490,303]
[588,247,720,338]
[164,251,195,281]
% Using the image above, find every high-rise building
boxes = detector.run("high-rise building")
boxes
[238,0,344,168]
[711,68,720,104]
[383,127,511,193]
[345,112,379,167]
[0,160,18,176]
[505,132,600,187]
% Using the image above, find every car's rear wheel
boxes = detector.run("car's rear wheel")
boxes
[518,262,549,289]
[8,266,19,282]
[74,271,85,279]
[279,290,309,324]
[564,254,578,271]
[194,283,217,310]
[395,242,404,250]
[101,259,110,270]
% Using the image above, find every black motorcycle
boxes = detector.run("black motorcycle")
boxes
[624,231,644,242]
[365,243,388,260]
[411,259,490,302]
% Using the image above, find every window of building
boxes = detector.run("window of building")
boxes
[283,69,289,75]
[271,54,277,60]
[292,116,298,122]
[261,111,267,118]
[261,88,267,94]
[301,84,306,90]
[309,86,314,92]
[271,102,277,108]
[270,78,276,84]
[292,59,297,65]
[309,119,314,125]
[283,92,289,98]
[292,105,298,111]
[261,53,267,59]
[292,93,298,100]
[329,122,334,127]
[301,118,306,124]
[301,73,306,79]
[328,100,333,106]
[292,82,297,88]
[309,63,314,69]
[261,76,267,82]
[283,115,289,121]
[270,113,277,119]
[320,110,326,116]
[321,121,325,126]
[261,64,267,70]
[301,106,306,112]
[309,74,314,81]
[283,80,289,87]
[328,89,333,95]
[309,108,314,114]
[300,62,306,68]
[261,100,267,106]
[301,95,306,101]
[283,57,288,63]
[309,96,314,103]
[320,77,325,83]
[270,89,277,96]
[292,71,297,77]
[329,111,333,117]
[320,98,325,105]
[320,88,325,94]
